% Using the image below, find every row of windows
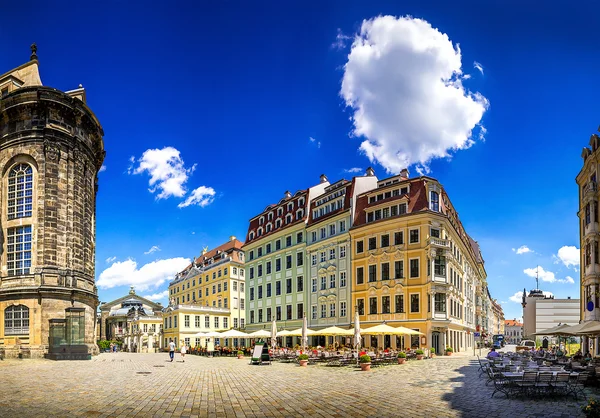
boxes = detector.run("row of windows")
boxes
[249,277,304,300]
[249,303,305,323]
[164,315,229,329]
[249,252,304,278]
[367,187,408,204]
[355,260,415,284]
[312,197,344,219]
[584,240,600,266]
[366,203,407,223]
[251,208,306,240]
[311,272,347,291]
[584,200,598,225]
[258,198,306,224]
[249,234,303,260]
[311,245,346,265]
[356,294,410,314]
[310,220,347,243]
[171,270,245,295]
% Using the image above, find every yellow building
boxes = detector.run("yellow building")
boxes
[164,236,245,348]
[350,169,486,354]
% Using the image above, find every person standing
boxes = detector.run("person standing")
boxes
[169,340,176,362]
[180,343,187,362]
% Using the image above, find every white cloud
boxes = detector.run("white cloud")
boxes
[142,290,169,302]
[129,147,196,199]
[309,136,321,149]
[332,28,352,49]
[340,15,489,174]
[105,256,117,264]
[512,245,532,255]
[509,291,523,303]
[178,186,216,208]
[144,245,161,255]
[343,167,363,174]
[97,257,190,291]
[554,246,580,268]
[473,61,484,75]
[99,165,107,173]
[523,266,574,284]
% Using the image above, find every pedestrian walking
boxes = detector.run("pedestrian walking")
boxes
[180,343,187,362]
[169,340,176,362]
[109,343,114,353]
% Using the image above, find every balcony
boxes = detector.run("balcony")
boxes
[429,238,450,248]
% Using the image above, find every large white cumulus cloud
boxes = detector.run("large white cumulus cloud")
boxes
[340,15,489,174]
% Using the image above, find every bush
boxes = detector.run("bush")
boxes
[359,354,371,363]
[582,398,600,417]
[237,350,244,355]
[298,354,309,360]
[415,349,424,355]
[397,351,407,358]
[446,347,454,352]
[98,340,111,350]
[430,348,436,353]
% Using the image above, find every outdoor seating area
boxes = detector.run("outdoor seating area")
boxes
[270,348,430,368]
[478,352,593,399]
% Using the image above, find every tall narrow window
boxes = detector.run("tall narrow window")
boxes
[8,164,33,220]
[430,191,439,212]
[7,226,32,276]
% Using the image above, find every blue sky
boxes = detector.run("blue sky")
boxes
[1,1,594,320]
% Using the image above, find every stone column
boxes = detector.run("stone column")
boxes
[148,334,153,352]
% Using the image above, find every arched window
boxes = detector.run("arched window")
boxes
[4,305,29,335]
[275,219,282,228]
[285,214,292,224]
[8,163,33,220]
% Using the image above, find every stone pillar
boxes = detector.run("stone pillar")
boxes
[147,334,153,352]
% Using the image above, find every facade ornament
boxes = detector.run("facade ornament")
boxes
[44,140,60,161]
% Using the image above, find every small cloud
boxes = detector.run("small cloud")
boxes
[331,28,352,50]
[99,165,107,173]
[106,256,117,264]
[554,246,580,269]
[343,167,362,174]
[309,137,321,149]
[129,147,197,199]
[97,257,191,291]
[178,186,216,208]
[142,290,169,302]
[144,245,161,255]
[191,231,196,235]
[509,291,523,303]
[512,245,532,255]
[523,266,574,284]
[474,61,484,75]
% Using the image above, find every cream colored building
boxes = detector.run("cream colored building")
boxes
[165,237,245,347]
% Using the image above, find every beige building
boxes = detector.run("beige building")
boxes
[164,237,245,347]
[0,46,105,359]
[505,319,523,344]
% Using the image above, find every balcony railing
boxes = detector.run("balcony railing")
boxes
[429,238,450,248]
[585,181,598,198]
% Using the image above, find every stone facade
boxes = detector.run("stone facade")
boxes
[0,48,104,358]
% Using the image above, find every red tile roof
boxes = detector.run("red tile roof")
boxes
[505,319,523,327]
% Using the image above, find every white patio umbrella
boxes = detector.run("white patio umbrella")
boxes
[286,327,314,337]
[277,329,293,337]
[247,329,271,338]
[219,329,249,338]
[362,323,413,335]
[354,310,361,351]
[271,319,278,350]
[312,326,355,336]
[302,314,308,352]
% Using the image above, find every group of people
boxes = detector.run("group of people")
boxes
[168,340,187,362]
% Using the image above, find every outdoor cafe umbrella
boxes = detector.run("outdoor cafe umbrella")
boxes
[554,321,600,336]
[276,329,293,337]
[312,326,355,336]
[532,323,572,336]
[271,319,278,350]
[394,326,424,335]
[302,314,309,352]
[247,329,272,338]
[354,310,361,351]
[285,327,314,337]
[361,323,413,335]
[218,329,249,338]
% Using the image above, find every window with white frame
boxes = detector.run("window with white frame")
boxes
[329,274,335,288]
[321,304,326,318]
[329,303,336,317]
[340,301,346,317]
[329,248,335,260]
[7,163,33,220]
[7,225,32,276]
[195,315,201,328]
[311,231,317,242]
[311,254,317,265]
[320,227,326,239]
[430,191,439,212]
[340,271,346,287]
[329,224,336,236]
[320,276,326,290]
[339,220,346,232]
[340,245,346,258]
[214,317,219,328]
[4,304,29,335]
[312,278,317,292]
[320,251,326,262]
[312,305,317,320]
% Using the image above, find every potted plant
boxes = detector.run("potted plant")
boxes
[445,347,454,356]
[582,398,600,417]
[430,347,436,357]
[415,349,424,360]
[359,354,372,371]
[397,351,407,364]
[298,353,309,367]
[237,350,244,359]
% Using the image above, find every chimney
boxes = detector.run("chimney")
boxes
[365,167,375,177]
[400,168,409,180]
[320,174,328,184]
[284,190,292,199]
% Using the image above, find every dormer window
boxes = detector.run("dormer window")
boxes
[277,207,283,216]
[287,202,294,211]
[257,227,263,237]
[430,191,439,212]
[268,212,274,221]
[275,219,282,228]
[285,214,293,224]
[296,209,304,220]
[249,232,255,240]
[259,216,264,225]
[298,197,305,207]
[266,223,272,233]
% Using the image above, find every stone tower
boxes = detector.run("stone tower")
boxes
[0,45,105,358]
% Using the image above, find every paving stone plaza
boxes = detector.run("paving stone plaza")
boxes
[0,353,595,417]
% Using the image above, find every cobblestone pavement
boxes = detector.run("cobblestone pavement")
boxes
[0,352,596,417]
